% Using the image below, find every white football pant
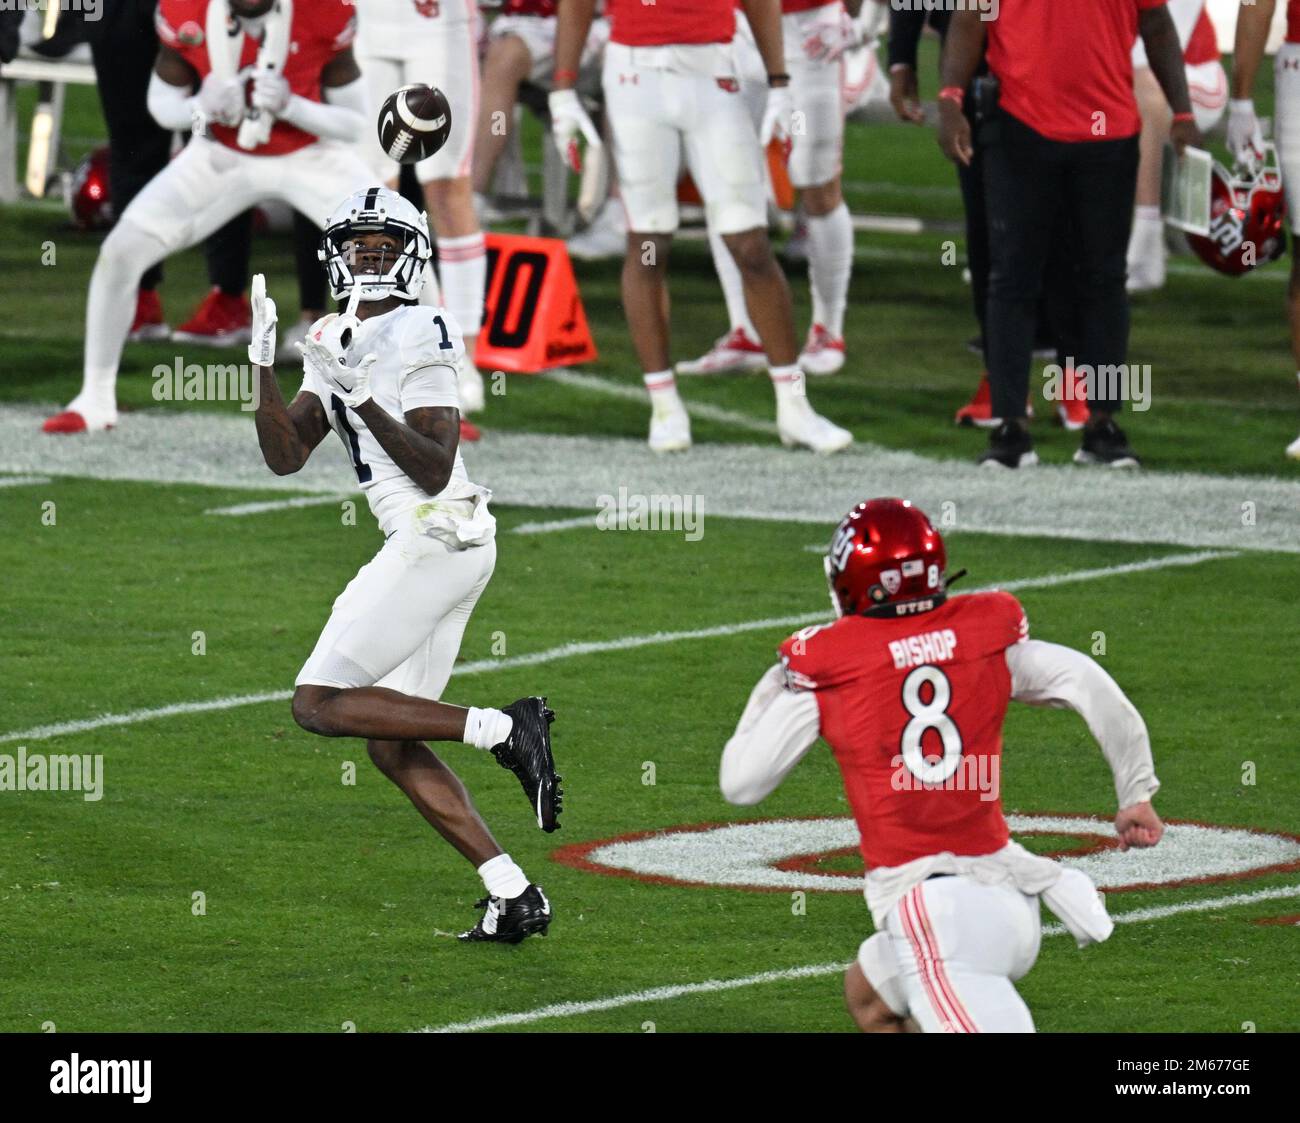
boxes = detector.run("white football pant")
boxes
[298,531,496,701]
[1276,43,1300,233]
[866,875,1041,1033]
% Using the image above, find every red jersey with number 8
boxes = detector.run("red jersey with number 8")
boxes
[779,591,1028,870]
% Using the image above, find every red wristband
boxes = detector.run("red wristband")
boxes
[938,86,965,106]
[1172,111,1195,123]
[553,68,578,85]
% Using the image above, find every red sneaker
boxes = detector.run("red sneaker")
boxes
[172,287,252,346]
[459,418,482,442]
[956,373,1036,427]
[1057,365,1090,430]
[955,373,997,427]
[798,323,846,376]
[675,326,767,376]
[43,409,88,434]
[127,288,169,342]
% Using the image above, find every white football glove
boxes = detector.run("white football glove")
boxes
[196,71,246,128]
[760,85,795,147]
[547,88,600,172]
[251,70,292,117]
[1226,98,1265,163]
[802,8,860,63]
[247,273,277,367]
[296,335,377,409]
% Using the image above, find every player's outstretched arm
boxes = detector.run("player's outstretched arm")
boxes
[720,664,822,805]
[1005,640,1163,848]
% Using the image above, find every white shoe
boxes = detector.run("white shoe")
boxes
[1126,217,1167,293]
[567,200,627,261]
[675,327,767,376]
[648,401,692,452]
[798,323,846,376]
[1286,432,1300,460]
[276,318,310,364]
[777,395,853,454]
[458,357,486,414]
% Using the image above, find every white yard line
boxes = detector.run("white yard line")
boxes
[0,475,51,488]
[205,494,358,517]
[510,515,595,535]
[419,883,1300,1033]
[0,549,1238,746]
[544,369,781,435]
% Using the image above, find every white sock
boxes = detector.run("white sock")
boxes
[436,233,487,335]
[463,706,513,751]
[478,853,530,900]
[768,363,803,405]
[706,224,758,339]
[1134,204,1162,225]
[806,202,852,337]
[644,370,683,414]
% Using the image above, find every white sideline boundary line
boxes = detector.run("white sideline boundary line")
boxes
[0,549,1238,746]
[205,494,357,517]
[545,369,781,435]
[418,883,1300,1034]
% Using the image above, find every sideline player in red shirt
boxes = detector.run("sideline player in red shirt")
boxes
[1229,0,1300,460]
[720,499,1163,1032]
[45,0,374,434]
[549,0,853,454]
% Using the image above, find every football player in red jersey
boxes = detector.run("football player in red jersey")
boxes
[44,0,374,434]
[720,499,1164,1032]
[1229,0,1300,460]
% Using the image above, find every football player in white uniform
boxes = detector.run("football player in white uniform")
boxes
[354,0,488,420]
[1229,0,1300,459]
[251,187,562,943]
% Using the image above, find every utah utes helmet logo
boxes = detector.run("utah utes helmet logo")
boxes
[1186,145,1287,277]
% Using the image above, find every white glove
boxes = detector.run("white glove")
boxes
[1226,98,1265,163]
[803,8,860,63]
[760,84,795,147]
[196,71,246,128]
[251,70,292,117]
[296,335,377,408]
[247,273,277,367]
[548,88,600,172]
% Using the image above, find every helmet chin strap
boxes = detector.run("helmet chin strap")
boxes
[823,556,845,619]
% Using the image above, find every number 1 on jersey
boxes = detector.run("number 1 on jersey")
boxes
[329,393,372,484]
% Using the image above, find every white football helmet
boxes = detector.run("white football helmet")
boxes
[318,186,432,302]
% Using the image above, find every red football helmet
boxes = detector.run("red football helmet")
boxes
[1185,145,1287,277]
[824,499,948,618]
[66,145,113,231]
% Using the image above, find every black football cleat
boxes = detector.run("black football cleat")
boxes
[458,884,552,945]
[978,420,1039,468]
[1073,418,1141,468]
[490,697,562,831]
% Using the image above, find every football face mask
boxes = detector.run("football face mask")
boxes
[319,187,432,302]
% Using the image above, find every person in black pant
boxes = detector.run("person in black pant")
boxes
[939,0,1198,468]
[888,4,1066,428]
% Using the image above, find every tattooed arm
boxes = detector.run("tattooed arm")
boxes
[352,400,460,496]
[253,365,331,475]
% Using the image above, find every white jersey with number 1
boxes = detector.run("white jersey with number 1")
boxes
[296,303,493,540]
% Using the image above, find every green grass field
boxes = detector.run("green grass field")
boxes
[1,67,1298,1035]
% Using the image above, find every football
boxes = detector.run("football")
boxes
[377,83,452,164]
